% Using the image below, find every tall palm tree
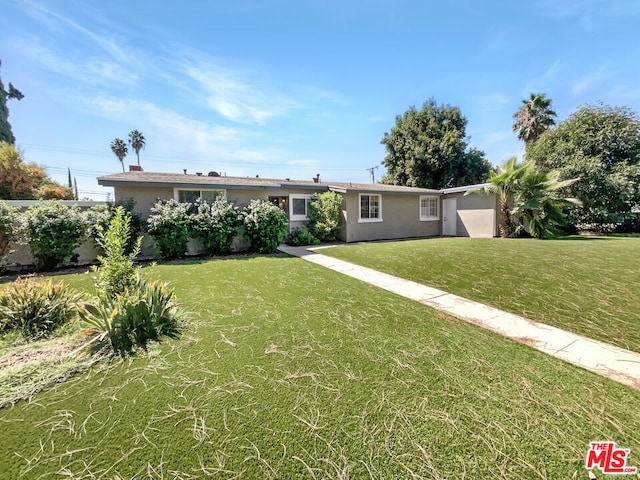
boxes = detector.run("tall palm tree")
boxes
[128,130,145,166]
[110,138,128,172]
[512,93,556,146]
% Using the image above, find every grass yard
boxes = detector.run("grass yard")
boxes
[1,255,639,478]
[319,236,640,354]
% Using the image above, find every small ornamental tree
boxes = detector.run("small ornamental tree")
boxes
[0,200,17,268]
[189,197,239,255]
[147,199,191,260]
[308,191,343,241]
[22,201,86,271]
[91,206,142,301]
[242,199,288,253]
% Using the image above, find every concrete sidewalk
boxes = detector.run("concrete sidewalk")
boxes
[278,244,640,390]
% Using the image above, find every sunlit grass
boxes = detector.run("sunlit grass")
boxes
[0,255,639,479]
[320,236,640,353]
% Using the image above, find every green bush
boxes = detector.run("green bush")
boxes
[92,206,142,301]
[79,275,183,357]
[86,200,144,256]
[147,199,191,260]
[189,197,239,255]
[0,278,82,338]
[21,201,87,271]
[242,199,288,253]
[308,191,343,241]
[286,226,320,246]
[0,201,18,268]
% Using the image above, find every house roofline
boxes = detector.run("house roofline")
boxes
[440,183,490,194]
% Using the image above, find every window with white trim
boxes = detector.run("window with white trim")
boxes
[289,194,313,221]
[359,194,382,222]
[174,189,226,203]
[420,195,439,221]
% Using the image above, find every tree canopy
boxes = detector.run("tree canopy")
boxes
[526,103,640,228]
[380,98,491,189]
[0,142,73,200]
[512,93,556,146]
[0,59,24,145]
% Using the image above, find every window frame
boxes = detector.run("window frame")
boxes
[173,188,227,203]
[358,193,383,223]
[419,195,439,221]
[289,194,313,221]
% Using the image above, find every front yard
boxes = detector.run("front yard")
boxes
[1,255,639,478]
[320,236,640,353]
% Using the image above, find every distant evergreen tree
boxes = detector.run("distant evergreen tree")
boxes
[0,59,24,145]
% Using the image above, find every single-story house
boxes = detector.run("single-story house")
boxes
[97,171,500,242]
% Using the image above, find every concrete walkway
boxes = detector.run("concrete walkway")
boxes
[278,244,640,390]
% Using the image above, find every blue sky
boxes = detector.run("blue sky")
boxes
[1,0,639,200]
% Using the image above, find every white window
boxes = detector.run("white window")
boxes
[359,194,382,223]
[289,194,313,221]
[420,196,439,221]
[174,189,226,203]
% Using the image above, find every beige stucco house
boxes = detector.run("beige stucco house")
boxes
[97,171,499,242]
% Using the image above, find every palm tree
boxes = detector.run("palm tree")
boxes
[128,130,145,166]
[513,169,580,239]
[466,157,580,238]
[512,93,556,146]
[110,138,128,172]
[467,157,527,238]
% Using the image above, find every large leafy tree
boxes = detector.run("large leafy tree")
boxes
[381,98,491,189]
[0,142,73,200]
[128,130,145,166]
[526,103,640,228]
[512,93,556,146]
[110,138,128,172]
[0,59,24,145]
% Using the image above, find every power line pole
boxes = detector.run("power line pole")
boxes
[366,165,379,183]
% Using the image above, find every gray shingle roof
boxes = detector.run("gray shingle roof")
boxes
[97,171,441,195]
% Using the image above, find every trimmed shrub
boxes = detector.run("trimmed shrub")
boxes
[308,191,343,241]
[147,199,191,260]
[189,197,239,255]
[286,226,320,246]
[92,206,142,301]
[79,275,183,357]
[21,201,87,271]
[0,201,18,268]
[0,278,82,338]
[242,199,288,253]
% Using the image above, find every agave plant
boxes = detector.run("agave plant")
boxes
[78,275,183,357]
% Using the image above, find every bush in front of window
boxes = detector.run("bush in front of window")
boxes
[285,226,320,246]
[20,201,87,271]
[308,191,343,241]
[147,199,191,260]
[242,199,288,254]
[189,197,239,255]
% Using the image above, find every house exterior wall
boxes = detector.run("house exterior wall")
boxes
[342,192,440,243]
[443,191,499,238]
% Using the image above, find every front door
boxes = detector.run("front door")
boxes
[442,198,457,236]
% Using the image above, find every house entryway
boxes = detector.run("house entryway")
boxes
[442,198,457,236]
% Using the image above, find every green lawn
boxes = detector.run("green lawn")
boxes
[319,236,640,353]
[1,256,639,478]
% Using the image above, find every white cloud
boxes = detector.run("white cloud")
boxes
[571,67,611,96]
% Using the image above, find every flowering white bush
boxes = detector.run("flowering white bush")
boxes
[21,201,87,271]
[243,199,288,253]
[189,198,239,255]
[0,201,18,268]
[147,199,191,259]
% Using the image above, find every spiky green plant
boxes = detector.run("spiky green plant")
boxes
[78,275,183,357]
[0,278,83,338]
